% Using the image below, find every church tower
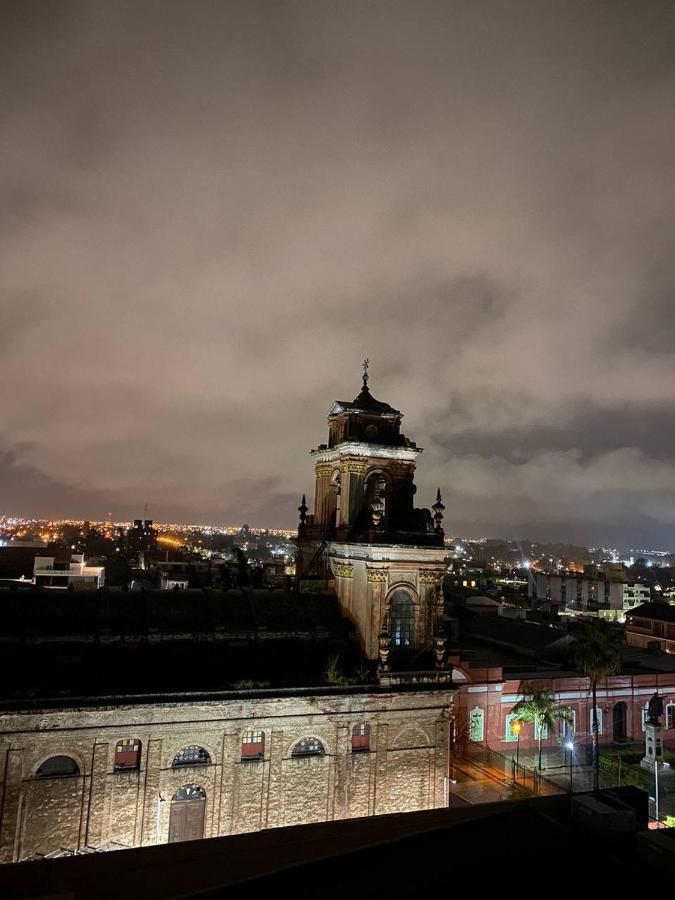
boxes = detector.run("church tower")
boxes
[297,362,447,660]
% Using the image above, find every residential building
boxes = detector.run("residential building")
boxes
[33,554,105,590]
[625,603,675,654]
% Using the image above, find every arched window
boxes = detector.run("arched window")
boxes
[172,746,211,767]
[114,739,141,771]
[241,730,265,761]
[172,784,206,802]
[36,756,79,778]
[291,737,325,757]
[351,723,370,752]
[365,472,389,527]
[389,589,414,647]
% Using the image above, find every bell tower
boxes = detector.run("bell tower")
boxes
[297,363,447,661]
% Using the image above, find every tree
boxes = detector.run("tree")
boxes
[572,618,623,790]
[233,547,250,587]
[511,683,573,771]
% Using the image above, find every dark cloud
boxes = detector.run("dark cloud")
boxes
[1,1,675,546]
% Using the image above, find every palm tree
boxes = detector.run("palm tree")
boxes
[572,618,623,791]
[511,683,573,771]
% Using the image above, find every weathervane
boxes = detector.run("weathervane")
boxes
[362,357,370,388]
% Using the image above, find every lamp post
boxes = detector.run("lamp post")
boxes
[511,720,522,774]
[565,741,574,792]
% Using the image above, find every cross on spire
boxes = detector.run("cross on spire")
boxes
[362,358,370,388]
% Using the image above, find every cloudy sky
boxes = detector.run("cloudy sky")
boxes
[2,1,675,547]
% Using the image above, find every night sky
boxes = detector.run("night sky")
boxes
[2,1,675,546]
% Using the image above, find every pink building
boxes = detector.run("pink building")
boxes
[451,654,675,755]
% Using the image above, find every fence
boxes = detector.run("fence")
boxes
[465,746,566,797]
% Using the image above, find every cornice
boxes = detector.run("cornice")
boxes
[310,442,421,463]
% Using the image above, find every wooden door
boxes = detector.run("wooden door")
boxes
[168,799,206,843]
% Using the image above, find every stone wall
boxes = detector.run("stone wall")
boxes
[0,688,453,862]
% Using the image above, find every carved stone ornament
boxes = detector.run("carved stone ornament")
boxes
[388,570,417,587]
[366,568,388,583]
[434,583,444,620]
[419,569,443,585]
[333,563,354,578]
[433,635,447,669]
[339,458,367,475]
[315,463,332,477]
[378,631,391,671]
[370,478,386,527]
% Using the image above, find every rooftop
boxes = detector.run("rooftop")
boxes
[330,383,402,418]
[0,588,365,704]
[627,602,675,623]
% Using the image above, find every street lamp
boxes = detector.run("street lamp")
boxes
[565,741,574,792]
[511,720,522,771]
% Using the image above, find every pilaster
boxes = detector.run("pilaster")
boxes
[263,730,286,829]
[140,738,162,846]
[0,748,23,863]
[84,742,110,848]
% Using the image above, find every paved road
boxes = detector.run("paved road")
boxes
[448,757,520,806]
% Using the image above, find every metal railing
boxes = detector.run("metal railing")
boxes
[464,746,567,796]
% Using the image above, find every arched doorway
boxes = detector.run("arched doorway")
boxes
[388,589,415,647]
[169,784,206,843]
[613,702,627,741]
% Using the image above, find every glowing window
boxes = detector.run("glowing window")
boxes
[389,590,414,647]
[505,713,520,742]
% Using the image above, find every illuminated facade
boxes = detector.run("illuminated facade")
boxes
[452,655,675,755]
[0,688,451,861]
[297,364,448,659]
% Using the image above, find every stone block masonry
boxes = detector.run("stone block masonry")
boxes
[0,688,454,861]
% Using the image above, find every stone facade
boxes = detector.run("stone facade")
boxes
[0,687,453,862]
[297,373,447,660]
[328,543,446,659]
